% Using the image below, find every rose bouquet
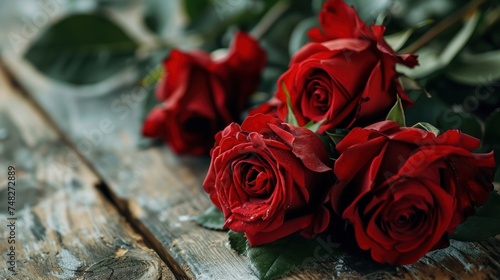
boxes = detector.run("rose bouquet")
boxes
[142,0,499,278]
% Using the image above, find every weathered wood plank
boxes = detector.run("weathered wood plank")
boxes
[3,55,500,279]
[0,67,174,279]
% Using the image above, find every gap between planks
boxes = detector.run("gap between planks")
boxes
[0,60,190,280]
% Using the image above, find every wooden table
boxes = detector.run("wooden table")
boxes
[1,55,500,280]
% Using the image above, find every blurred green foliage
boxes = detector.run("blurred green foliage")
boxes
[25,14,138,84]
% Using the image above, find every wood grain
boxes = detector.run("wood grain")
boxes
[3,55,500,279]
[0,67,174,279]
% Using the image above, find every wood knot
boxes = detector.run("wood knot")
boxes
[77,248,164,279]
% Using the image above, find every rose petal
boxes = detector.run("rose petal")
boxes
[142,106,167,139]
[308,0,373,41]
[246,214,315,246]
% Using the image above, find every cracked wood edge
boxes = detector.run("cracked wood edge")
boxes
[0,67,174,280]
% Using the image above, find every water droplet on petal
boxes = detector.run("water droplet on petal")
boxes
[264,209,270,220]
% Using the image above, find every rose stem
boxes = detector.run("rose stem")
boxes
[250,0,291,40]
[400,0,487,54]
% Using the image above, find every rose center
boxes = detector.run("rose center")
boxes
[245,166,266,188]
[312,86,329,112]
[392,208,424,230]
[305,70,332,115]
[234,154,274,198]
[396,213,411,225]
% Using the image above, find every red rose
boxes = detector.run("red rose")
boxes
[251,0,417,133]
[203,114,334,246]
[330,121,496,265]
[142,32,266,155]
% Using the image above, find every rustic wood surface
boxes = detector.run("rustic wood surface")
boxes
[2,54,500,280]
[0,66,173,279]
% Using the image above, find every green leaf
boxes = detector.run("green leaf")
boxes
[397,11,480,79]
[211,0,254,21]
[445,50,500,85]
[24,14,138,85]
[260,13,304,68]
[412,122,440,136]
[325,132,346,145]
[436,13,479,63]
[282,82,299,127]
[288,17,317,56]
[386,95,406,127]
[183,0,210,22]
[304,119,326,133]
[405,93,448,126]
[95,0,136,6]
[437,111,483,139]
[483,109,500,146]
[384,20,433,52]
[385,28,414,52]
[315,134,336,160]
[192,206,226,230]
[247,234,341,280]
[140,65,164,88]
[187,0,273,44]
[228,231,248,255]
[399,76,423,91]
[144,0,184,37]
[260,40,291,68]
[452,191,500,241]
[259,66,286,93]
[312,0,326,13]
[399,76,433,100]
[141,86,161,122]
[344,0,392,23]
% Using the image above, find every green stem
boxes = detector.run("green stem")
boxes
[250,0,290,39]
[400,0,487,54]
